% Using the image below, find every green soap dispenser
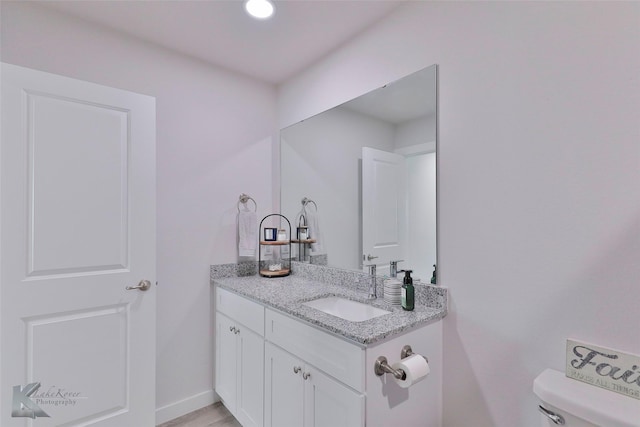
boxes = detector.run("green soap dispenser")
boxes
[401,270,414,311]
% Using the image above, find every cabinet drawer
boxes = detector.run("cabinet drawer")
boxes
[216,288,265,336]
[265,309,365,392]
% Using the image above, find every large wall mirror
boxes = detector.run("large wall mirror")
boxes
[281,65,437,281]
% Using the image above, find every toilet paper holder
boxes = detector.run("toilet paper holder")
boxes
[401,345,428,361]
[374,356,406,379]
[374,345,428,378]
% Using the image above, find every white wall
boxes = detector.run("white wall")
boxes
[395,116,437,281]
[406,152,437,282]
[278,2,640,426]
[1,2,276,422]
[394,114,436,150]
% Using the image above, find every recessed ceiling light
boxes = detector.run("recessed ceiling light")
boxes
[245,0,275,20]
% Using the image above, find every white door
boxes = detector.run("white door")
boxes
[362,147,406,269]
[215,313,237,412]
[304,365,364,427]
[1,64,156,426]
[236,327,264,427]
[264,343,304,427]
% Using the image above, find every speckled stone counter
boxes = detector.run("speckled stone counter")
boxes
[211,264,447,346]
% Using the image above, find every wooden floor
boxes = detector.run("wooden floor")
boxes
[157,402,241,427]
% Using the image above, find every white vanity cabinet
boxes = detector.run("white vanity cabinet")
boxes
[264,309,365,427]
[215,288,265,427]
[215,285,443,427]
[263,307,443,427]
[265,342,364,427]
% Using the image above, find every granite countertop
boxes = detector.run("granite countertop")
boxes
[213,274,447,346]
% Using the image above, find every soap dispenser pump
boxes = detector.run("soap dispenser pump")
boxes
[401,270,414,311]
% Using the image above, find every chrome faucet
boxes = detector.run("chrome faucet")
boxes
[390,260,404,278]
[366,264,377,299]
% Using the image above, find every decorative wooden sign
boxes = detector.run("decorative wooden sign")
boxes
[566,339,640,400]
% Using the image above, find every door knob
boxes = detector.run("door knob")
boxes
[365,254,378,261]
[126,280,151,291]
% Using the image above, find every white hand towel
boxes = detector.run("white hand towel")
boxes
[238,209,257,258]
[306,209,324,254]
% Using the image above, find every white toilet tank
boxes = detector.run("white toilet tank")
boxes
[533,369,640,427]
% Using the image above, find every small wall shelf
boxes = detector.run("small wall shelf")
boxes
[292,239,316,261]
[258,214,292,278]
[259,268,290,278]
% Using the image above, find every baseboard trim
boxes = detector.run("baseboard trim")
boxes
[155,389,218,425]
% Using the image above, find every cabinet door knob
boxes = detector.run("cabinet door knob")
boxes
[303,372,311,380]
[235,328,240,335]
[293,366,302,374]
[229,326,236,333]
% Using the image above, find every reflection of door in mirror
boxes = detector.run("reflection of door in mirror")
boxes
[362,147,436,281]
[362,147,405,270]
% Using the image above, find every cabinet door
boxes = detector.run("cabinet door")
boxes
[265,343,304,427]
[215,312,238,412]
[304,365,365,427]
[236,327,265,427]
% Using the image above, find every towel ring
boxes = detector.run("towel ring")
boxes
[238,193,257,212]
[301,197,317,211]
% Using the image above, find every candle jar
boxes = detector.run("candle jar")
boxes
[277,229,287,241]
[264,227,277,241]
[297,226,308,240]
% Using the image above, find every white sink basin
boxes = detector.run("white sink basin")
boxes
[302,296,391,322]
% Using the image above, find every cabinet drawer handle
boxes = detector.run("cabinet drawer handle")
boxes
[303,372,311,380]
[229,326,236,333]
[235,328,240,335]
[293,366,302,374]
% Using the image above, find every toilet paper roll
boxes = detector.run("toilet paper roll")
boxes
[392,354,430,388]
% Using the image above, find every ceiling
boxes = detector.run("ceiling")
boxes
[40,0,405,85]
[340,65,436,124]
